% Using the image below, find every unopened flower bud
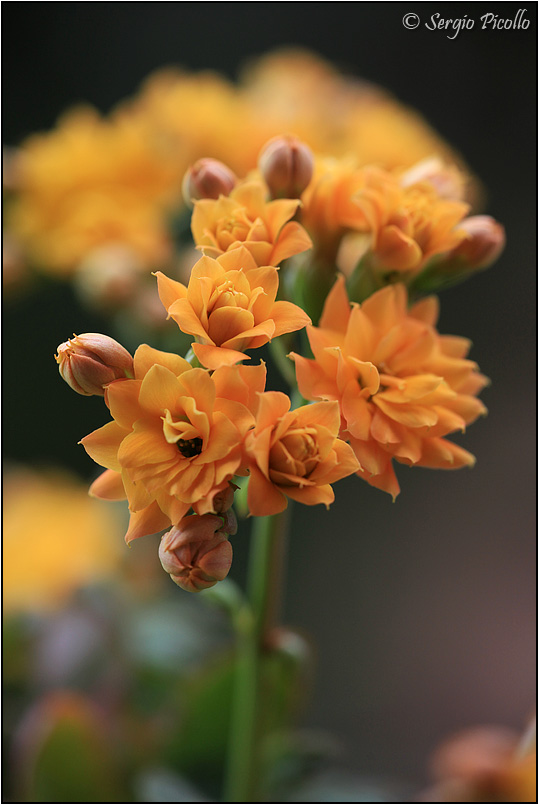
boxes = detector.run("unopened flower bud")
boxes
[258,135,314,199]
[452,216,506,270]
[159,513,233,593]
[55,333,133,396]
[182,158,237,206]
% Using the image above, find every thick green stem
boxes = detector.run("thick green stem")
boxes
[223,509,289,802]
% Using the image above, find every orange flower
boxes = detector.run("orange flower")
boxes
[352,167,471,276]
[245,392,360,516]
[301,157,370,256]
[291,276,488,498]
[191,180,312,266]
[81,344,266,542]
[155,246,311,369]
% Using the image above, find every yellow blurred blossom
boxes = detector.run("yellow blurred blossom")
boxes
[3,468,123,614]
[8,50,465,279]
[8,107,177,277]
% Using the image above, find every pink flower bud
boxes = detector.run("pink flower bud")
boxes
[159,514,233,593]
[453,216,506,270]
[55,333,133,396]
[182,158,237,206]
[258,135,314,199]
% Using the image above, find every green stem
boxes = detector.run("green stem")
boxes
[268,336,296,387]
[223,509,289,802]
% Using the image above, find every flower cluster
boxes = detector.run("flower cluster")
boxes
[9,49,465,285]
[52,54,504,593]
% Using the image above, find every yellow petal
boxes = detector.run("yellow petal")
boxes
[106,379,143,430]
[271,300,311,338]
[118,423,176,467]
[192,343,248,369]
[270,221,313,265]
[125,501,171,543]
[133,344,190,380]
[80,421,127,471]
[285,483,335,508]
[247,465,288,516]
[168,298,212,342]
[138,364,182,415]
[319,274,351,334]
[154,271,187,311]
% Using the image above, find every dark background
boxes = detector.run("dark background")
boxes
[3,1,536,787]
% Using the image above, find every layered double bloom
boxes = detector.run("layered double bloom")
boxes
[155,246,311,369]
[82,345,358,540]
[292,276,488,498]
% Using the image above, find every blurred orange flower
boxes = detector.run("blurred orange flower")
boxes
[245,392,359,516]
[191,180,312,266]
[291,276,487,498]
[82,345,266,541]
[155,246,311,369]
[3,468,122,614]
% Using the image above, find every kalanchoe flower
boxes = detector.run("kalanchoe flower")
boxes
[182,158,237,206]
[155,245,311,369]
[351,166,471,277]
[159,513,234,593]
[56,333,134,396]
[291,276,488,499]
[258,134,314,199]
[82,346,266,542]
[191,179,312,266]
[244,393,360,516]
[300,156,369,259]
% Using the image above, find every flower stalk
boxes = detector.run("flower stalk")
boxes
[224,508,289,802]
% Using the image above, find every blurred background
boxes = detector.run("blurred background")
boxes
[3,2,536,802]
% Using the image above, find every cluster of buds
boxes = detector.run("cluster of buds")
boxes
[158,483,238,593]
[55,333,133,396]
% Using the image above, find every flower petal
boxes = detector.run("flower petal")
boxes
[270,220,313,265]
[271,300,312,338]
[133,344,190,380]
[192,343,248,369]
[80,421,127,471]
[89,469,126,501]
[247,465,288,516]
